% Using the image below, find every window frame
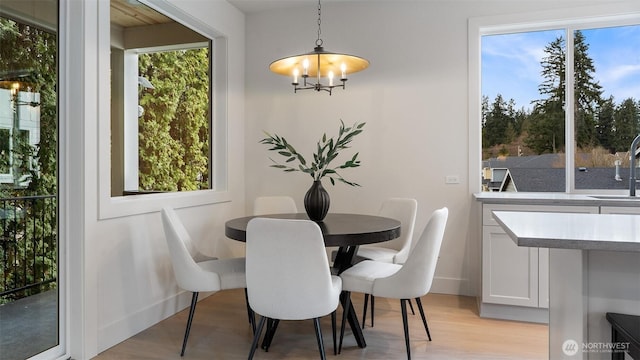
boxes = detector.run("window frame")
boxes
[98,0,230,219]
[469,4,640,195]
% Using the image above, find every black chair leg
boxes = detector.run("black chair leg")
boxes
[261,318,279,351]
[313,317,327,360]
[248,316,266,360]
[245,288,256,335]
[181,292,199,356]
[370,295,375,327]
[400,299,412,360]
[331,311,337,355]
[408,298,415,315]
[362,293,369,329]
[339,291,352,354]
[415,297,431,341]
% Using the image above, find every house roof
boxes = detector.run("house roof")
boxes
[483,155,630,192]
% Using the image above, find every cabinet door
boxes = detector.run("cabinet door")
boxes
[482,225,539,307]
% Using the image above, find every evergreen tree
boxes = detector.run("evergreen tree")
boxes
[595,96,615,152]
[527,37,566,153]
[573,31,603,147]
[483,94,515,147]
[527,31,602,153]
[612,98,640,152]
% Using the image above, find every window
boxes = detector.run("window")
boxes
[476,12,640,193]
[101,0,229,219]
[110,0,212,196]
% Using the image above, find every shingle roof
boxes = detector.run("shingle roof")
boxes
[483,155,630,192]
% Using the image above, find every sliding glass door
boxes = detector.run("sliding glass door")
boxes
[0,0,60,358]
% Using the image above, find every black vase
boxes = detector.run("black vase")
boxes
[304,180,330,222]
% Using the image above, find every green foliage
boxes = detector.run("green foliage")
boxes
[612,98,640,152]
[482,94,524,147]
[260,120,365,187]
[137,48,209,192]
[0,17,58,303]
[596,96,615,151]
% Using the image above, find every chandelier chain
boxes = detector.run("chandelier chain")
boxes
[316,0,323,47]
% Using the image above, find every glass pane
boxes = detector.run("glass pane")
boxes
[574,25,640,190]
[0,0,59,358]
[110,0,211,196]
[481,30,566,192]
[137,47,210,193]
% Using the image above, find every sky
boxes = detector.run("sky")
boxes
[482,24,640,112]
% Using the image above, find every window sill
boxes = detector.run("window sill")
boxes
[98,189,231,220]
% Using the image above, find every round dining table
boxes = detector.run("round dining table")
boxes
[225,213,401,246]
[225,212,402,349]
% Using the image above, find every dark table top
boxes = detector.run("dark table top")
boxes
[225,213,401,247]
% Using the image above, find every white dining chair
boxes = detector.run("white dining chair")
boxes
[253,196,298,215]
[338,207,448,360]
[355,198,418,328]
[245,217,342,360]
[161,207,251,356]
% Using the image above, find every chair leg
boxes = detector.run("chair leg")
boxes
[245,288,256,335]
[339,291,352,354]
[408,298,415,315]
[401,299,412,360]
[370,295,375,327]
[181,292,199,356]
[313,318,327,360]
[331,311,337,355]
[361,294,369,329]
[248,316,266,360]
[261,318,279,351]
[415,297,432,341]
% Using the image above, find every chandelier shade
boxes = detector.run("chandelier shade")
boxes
[270,0,368,94]
[269,47,369,78]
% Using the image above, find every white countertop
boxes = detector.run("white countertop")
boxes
[474,192,640,207]
[492,211,640,252]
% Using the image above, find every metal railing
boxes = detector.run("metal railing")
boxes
[0,194,57,303]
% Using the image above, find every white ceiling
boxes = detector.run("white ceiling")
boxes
[227,0,615,14]
[226,0,387,14]
[227,0,314,13]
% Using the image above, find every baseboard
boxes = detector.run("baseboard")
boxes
[430,276,474,297]
[97,290,209,353]
[479,302,549,324]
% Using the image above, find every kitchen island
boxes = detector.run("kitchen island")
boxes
[492,211,640,360]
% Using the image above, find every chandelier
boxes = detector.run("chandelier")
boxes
[269,0,369,95]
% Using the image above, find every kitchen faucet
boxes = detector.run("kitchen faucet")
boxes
[629,134,640,196]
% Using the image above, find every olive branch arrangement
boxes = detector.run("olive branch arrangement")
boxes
[259,120,366,186]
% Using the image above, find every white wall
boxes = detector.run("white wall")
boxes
[243,0,634,298]
[67,0,246,358]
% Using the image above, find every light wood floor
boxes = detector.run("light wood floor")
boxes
[93,289,548,360]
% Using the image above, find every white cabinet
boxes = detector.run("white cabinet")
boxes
[481,204,598,322]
